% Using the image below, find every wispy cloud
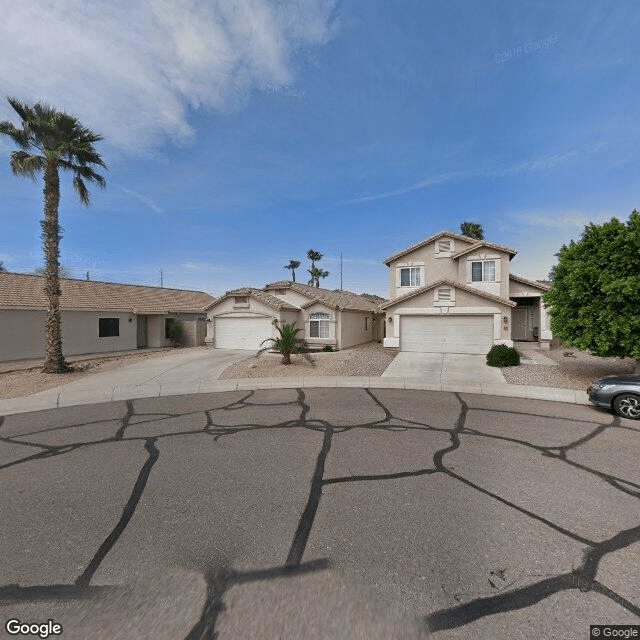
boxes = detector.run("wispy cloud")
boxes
[180,260,232,273]
[0,0,341,153]
[334,146,604,207]
[120,188,165,214]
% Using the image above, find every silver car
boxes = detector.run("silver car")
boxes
[587,373,640,420]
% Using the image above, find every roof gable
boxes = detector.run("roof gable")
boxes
[509,273,552,292]
[379,278,516,309]
[384,230,518,265]
[206,287,299,311]
[264,281,384,313]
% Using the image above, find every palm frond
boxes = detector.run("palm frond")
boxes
[73,176,91,205]
[0,121,30,149]
[10,151,44,180]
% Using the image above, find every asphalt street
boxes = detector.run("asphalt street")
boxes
[0,389,638,639]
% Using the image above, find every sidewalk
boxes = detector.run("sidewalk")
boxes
[0,373,590,416]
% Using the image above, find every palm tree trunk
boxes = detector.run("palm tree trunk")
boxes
[292,269,296,283]
[42,160,69,373]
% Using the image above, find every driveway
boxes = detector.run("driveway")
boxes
[382,352,506,384]
[2,347,253,409]
[1,389,637,639]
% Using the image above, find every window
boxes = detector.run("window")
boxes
[99,317,119,337]
[400,267,420,287]
[471,260,496,282]
[309,312,330,338]
[365,317,370,331]
[165,317,175,339]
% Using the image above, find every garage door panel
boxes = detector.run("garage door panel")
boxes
[400,315,493,354]
[214,317,274,350]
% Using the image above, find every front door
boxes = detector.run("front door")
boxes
[137,315,148,348]
[512,308,528,341]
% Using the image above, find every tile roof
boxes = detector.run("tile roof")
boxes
[383,230,517,264]
[451,240,518,260]
[209,287,299,311]
[509,273,552,291]
[0,272,214,313]
[264,281,384,312]
[379,278,517,309]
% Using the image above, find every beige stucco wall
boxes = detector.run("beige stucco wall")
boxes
[0,309,138,361]
[302,302,337,348]
[387,236,475,299]
[383,286,514,347]
[0,309,46,360]
[509,279,546,297]
[339,310,377,349]
[457,249,511,299]
[206,296,281,344]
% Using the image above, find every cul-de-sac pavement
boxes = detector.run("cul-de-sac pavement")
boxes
[1,388,639,639]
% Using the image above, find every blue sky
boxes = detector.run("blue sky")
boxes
[1,0,638,297]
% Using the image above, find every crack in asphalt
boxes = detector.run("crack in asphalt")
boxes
[0,387,638,634]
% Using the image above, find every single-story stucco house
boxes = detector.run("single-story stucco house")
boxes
[381,230,552,353]
[0,272,214,362]
[205,281,385,350]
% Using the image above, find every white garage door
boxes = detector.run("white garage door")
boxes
[400,315,493,354]
[214,317,273,350]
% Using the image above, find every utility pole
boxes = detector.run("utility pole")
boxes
[340,253,343,290]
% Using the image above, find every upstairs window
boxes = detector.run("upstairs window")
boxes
[400,267,421,287]
[99,317,119,337]
[471,260,496,282]
[310,312,330,338]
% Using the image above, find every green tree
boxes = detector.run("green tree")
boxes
[284,259,301,282]
[0,98,106,373]
[459,221,485,240]
[0,261,6,272]
[257,322,312,365]
[542,211,640,369]
[307,249,329,287]
[308,266,329,288]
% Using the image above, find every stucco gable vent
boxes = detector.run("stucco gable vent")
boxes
[437,287,452,301]
[436,239,453,253]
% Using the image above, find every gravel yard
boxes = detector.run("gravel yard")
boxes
[0,348,182,399]
[219,341,400,378]
[501,346,637,390]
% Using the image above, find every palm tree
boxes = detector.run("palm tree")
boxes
[307,249,325,286]
[0,98,106,373]
[308,266,329,288]
[284,259,301,282]
[257,322,312,365]
[459,221,485,240]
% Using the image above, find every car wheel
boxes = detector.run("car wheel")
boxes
[613,393,640,420]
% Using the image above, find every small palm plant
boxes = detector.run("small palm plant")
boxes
[257,322,312,365]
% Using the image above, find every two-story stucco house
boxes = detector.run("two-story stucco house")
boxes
[381,231,552,354]
[206,281,384,351]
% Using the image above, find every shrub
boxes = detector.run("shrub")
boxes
[486,344,520,367]
[168,322,183,346]
[322,345,333,352]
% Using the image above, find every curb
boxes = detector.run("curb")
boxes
[0,377,590,417]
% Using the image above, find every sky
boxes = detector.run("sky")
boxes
[1,0,639,298]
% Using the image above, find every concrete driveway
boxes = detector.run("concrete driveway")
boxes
[0,389,637,639]
[3,347,253,409]
[382,352,506,384]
